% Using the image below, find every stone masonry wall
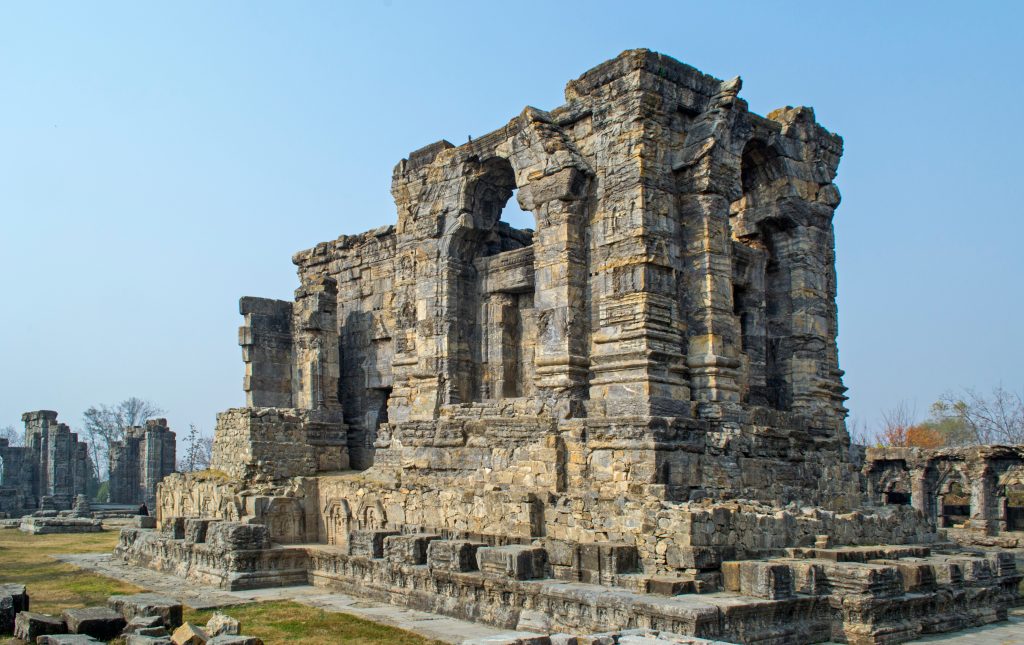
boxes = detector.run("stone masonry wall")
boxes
[108,418,177,507]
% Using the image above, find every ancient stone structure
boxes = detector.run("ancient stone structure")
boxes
[108,419,177,508]
[117,50,1021,644]
[0,411,90,516]
[865,445,1024,546]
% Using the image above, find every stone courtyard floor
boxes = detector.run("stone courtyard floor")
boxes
[55,551,1024,644]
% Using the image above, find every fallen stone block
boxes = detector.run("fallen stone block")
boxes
[13,611,64,641]
[123,614,166,634]
[0,583,29,633]
[645,576,695,596]
[38,635,101,644]
[207,636,264,645]
[477,545,547,580]
[171,621,209,645]
[126,635,173,645]
[427,539,484,572]
[109,592,183,630]
[62,606,127,641]
[205,612,240,637]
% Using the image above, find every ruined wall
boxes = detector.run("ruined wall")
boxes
[0,411,90,513]
[865,445,1024,535]
[108,419,177,507]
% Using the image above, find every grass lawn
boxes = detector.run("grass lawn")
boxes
[0,528,442,644]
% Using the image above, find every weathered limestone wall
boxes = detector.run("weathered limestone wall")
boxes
[108,419,177,507]
[209,408,347,482]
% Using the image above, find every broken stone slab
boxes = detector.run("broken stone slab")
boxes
[207,636,264,645]
[62,606,127,641]
[37,635,101,644]
[13,611,64,641]
[126,635,173,645]
[477,545,548,580]
[0,583,29,634]
[171,621,209,645]
[123,615,170,639]
[462,634,551,645]
[109,592,184,630]
[205,612,240,636]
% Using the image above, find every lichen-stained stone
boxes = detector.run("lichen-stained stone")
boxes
[62,607,126,641]
[477,545,548,580]
[0,583,29,634]
[108,593,183,631]
[205,612,240,637]
[13,611,64,641]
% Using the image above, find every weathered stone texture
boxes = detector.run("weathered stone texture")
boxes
[0,411,90,515]
[109,419,176,507]
[115,50,1022,645]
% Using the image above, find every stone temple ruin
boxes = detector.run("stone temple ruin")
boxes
[108,419,177,509]
[0,411,90,517]
[117,50,1022,644]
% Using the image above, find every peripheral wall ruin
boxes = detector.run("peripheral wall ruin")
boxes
[118,50,1021,644]
[108,419,177,508]
[865,445,1024,544]
[0,411,90,516]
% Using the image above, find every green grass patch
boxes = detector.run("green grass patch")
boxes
[0,528,442,644]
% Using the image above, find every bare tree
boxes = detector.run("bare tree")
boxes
[0,424,21,447]
[82,397,163,480]
[847,418,876,447]
[179,424,213,472]
[933,385,1024,445]
[877,401,918,447]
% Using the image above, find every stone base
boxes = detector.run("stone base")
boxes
[19,517,103,534]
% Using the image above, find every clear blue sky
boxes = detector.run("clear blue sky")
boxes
[1,1,1021,441]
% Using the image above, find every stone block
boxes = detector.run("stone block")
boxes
[207,637,263,645]
[38,635,101,644]
[62,606,126,640]
[0,583,29,634]
[125,618,169,638]
[133,516,158,529]
[161,517,186,540]
[171,622,209,645]
[184,519,216,545]
[348,530,400,558]
[427,540,484,572]
[383,534,440,565]
[666,545,733,570]
[13,611,64,641]
[205,612,240,637]
[645,576,695,595]
[109,593,183,630]
[205,522,270,550]
[126,636,173,645]
[477,545,547,580]
[736,561,794,600]
[578,542,638,584]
